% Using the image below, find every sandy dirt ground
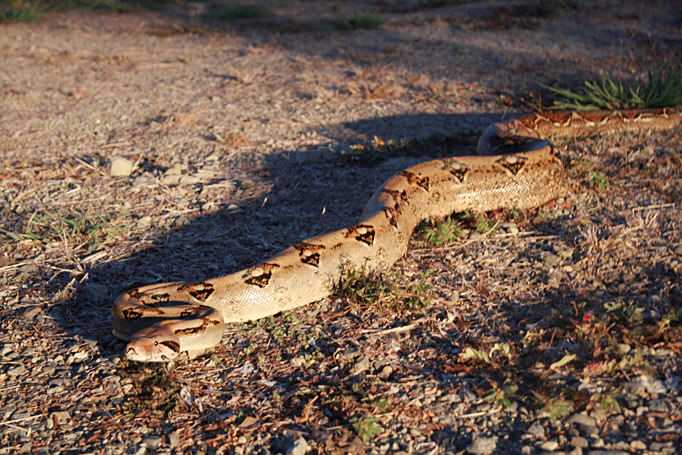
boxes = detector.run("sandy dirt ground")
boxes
[1,1,681,453]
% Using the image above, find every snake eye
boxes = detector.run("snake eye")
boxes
[154,341,159,346]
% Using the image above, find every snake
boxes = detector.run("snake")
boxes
[112,107,682,362]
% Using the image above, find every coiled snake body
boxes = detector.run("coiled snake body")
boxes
[112,108,681,362]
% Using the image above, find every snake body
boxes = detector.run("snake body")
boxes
[112,108,682,362]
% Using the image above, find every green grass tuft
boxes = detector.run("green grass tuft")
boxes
[352,415,383,442]
[420,218,462,246]
[546,70,682,110]
[1,0,43,22]
[334,14,384,31]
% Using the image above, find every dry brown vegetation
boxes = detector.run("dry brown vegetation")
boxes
[1,1,681,453]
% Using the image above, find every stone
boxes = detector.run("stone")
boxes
[629,441,645,451]
[567,413,597,433]
[540,440,559,451]
[526,421,546,439]
[467,436,497,454]
[624,375,666,396]
[110,156,135,176]
[288,437,310,455]
[570,436,588,448]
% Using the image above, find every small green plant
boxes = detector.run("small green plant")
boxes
[546,70,682,110]
[334,14,384,31]
[592,391,622,415]
[474,214,495,234]
[400,271,432,311]
[0,0,43,21]
[420,218,462,246]
[334,268,391,306]
[484,384,519,409]
[542,398,574,421]
[1,209,120,253]
[590,171,608,190]
[352,415,383,442]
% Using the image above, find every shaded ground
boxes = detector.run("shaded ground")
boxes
[0,1,680,453]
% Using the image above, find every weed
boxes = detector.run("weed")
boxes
[0,0,42,22]
[419,217,462,246]
[334,268,391,306]
[542,398,574,421]
[590,171,608,190]
[546,69,682,110]
[474,213,495,234]
[484,384,519,409]
[334,14,384,31]
[352,415,383,442]
[593,391,621,415]
[400,271,432,311]
[1,209,121,254]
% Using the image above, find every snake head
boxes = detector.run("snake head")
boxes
[125,336,182,363]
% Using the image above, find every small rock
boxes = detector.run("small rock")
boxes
[542,253,561,267]
[8,365,26,376]
[650,442,673,451]
[624,375,667,396]
[557,248,574,259]
[143,436,161,449]
[132,175,155,187]
[501,223,519,234]
[467,436,497,454]
[615,343,630,355]
[590,436,605,448]
[629,440,645,451]
[21,306,43,320]
[526,421,545,439]
[378,365,393,380]
[674,242,682,256]
[288,437,310,455]
[567,413,597,433]
[110,156,135,176]
[648,399,669,413]
[165,164,184,176]
[571,436,588,448]
[540,440,559,451]
[351,356,370,375]
[168,430,181,447]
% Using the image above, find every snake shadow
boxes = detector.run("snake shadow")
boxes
[50,111,560,360]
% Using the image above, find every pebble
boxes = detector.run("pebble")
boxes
[540,440,559,451]
[526,421,546,439]
[567,413,597,433]
[110,156,134,176]
[629,440,645,451]
[570,436,588,448]
[542,253,561,267]
[467,436,497,454]
[143,436,161,449]
[615,343,630,355]
[624,375,667,396]
[500,223,519,234]
[288,437,310,455]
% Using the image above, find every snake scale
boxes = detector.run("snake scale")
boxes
[112,107,682,362]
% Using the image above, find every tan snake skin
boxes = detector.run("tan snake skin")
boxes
[112,108,682,362]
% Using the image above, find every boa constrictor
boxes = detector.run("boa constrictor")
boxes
[112,107,681,362]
